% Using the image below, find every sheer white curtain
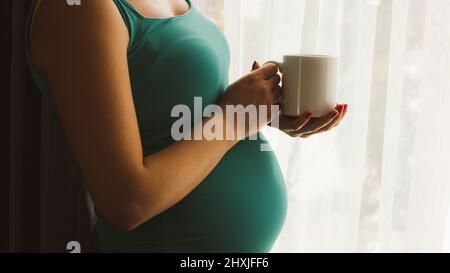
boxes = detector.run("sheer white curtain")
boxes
[224,0,450,252]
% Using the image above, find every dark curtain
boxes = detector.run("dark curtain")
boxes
[1,0,96,252]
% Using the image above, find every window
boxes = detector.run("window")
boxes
[191,0,224,30]
[194,0,450,252]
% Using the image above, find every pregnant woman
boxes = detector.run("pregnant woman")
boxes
[26,0,347,252]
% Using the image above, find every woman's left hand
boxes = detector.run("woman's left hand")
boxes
[252,60,348,139]
[275,104,347,138]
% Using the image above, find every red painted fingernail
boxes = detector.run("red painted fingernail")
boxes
[252,61,257,70]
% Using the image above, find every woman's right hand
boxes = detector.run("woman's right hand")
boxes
[218,62,282,140]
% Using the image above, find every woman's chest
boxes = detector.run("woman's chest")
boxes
[126,13,230,135]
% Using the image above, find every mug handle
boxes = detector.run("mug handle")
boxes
[263,61,285,73]
[263,61,285,105]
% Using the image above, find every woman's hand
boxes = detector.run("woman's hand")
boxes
[252,61,348,139]
[218,62,282,140]
[276,104,347,138]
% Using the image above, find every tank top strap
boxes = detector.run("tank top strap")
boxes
[113,0,186,55]
[112,0,140,52]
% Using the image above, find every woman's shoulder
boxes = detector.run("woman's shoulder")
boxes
[30,0,129,75]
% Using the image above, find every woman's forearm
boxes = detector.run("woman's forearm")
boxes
[124,112,239,230]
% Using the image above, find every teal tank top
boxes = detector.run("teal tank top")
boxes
[25,0,287,252]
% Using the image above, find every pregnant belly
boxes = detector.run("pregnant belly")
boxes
[94,134,288,253]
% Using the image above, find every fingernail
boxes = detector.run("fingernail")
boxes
[252,61,257,70]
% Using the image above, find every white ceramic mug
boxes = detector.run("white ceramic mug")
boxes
[266,54,337,117]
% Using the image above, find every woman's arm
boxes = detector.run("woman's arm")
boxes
[31,1,280,231]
